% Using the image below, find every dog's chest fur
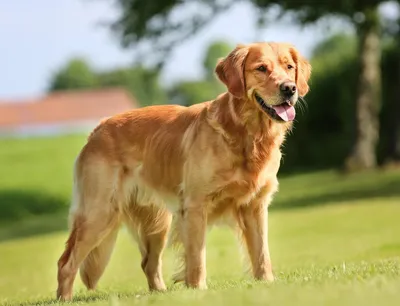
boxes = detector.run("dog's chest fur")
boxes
[206,134,282,207]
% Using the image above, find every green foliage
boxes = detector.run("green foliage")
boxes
[312,34,357,60]
[250,0,385,23]
[49,58,98,91]
[1,169,400,304]
[203,41,233,80]
[378,40,400,162]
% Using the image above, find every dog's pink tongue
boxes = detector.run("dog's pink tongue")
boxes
[272,104,296,121]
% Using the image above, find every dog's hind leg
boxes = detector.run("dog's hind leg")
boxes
[56,158,121,301]
[57,210,120,301]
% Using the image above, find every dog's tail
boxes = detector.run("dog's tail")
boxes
[169,209,186,284]
[79,228,119,289]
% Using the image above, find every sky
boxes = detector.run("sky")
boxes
[0,0,397,100]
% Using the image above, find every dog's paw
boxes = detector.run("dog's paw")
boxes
[185,280,208,290]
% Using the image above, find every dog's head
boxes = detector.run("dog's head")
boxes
[215,42,311,123]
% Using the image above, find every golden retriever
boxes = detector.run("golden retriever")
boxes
[56,42,311,300]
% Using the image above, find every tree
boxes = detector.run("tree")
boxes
[108,0,233,62]
[99,0,391,171]
[275,32,398,172]
[344,7,382,171]
[49,58,98,91]
[281,33,359,171]
[284,2,383,171]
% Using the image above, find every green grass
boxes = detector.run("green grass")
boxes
[0,135,400,305]
[0,199,399,306]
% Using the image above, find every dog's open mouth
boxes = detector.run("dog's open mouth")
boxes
[255,93,296,122]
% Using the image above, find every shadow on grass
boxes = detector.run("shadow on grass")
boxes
[273,176,400,210]
[0,189,68,242]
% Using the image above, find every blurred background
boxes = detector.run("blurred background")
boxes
[0,1,400,304]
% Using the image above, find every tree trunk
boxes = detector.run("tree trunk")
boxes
[345,7,381,172]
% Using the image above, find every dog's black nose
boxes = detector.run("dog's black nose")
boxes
[280,81,297,97]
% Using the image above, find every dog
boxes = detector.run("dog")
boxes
[56,42,311,300]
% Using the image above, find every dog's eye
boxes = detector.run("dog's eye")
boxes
[287,64,294,70]
[256,65,267,72]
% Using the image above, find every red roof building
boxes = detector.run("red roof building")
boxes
[0,88,137,137]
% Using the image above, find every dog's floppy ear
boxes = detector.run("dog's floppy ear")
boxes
[215,44,249,98]
[291,48,312,97]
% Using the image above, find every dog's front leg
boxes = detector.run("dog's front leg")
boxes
[238,197,274,282]
[181,198,208,289]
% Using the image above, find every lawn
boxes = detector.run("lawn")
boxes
[0,135,399,305]
[0,135,86,226]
